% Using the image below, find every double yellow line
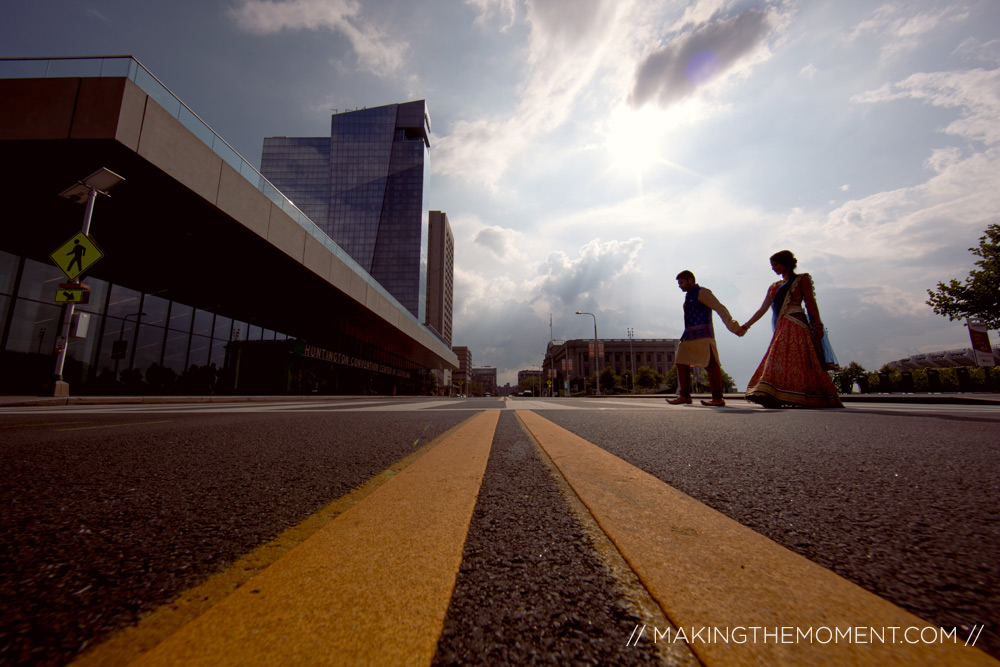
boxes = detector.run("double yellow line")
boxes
[75,410,996,666]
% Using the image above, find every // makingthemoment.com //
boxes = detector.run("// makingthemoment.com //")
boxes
[624,624,986,648]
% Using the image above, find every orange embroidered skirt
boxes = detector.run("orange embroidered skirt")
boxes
[745,317,843,408]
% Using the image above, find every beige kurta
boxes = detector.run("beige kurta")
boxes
[675,337,719,368]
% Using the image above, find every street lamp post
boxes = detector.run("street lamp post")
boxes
[575,311,600,396]
[53,168,125,396]
[627,327,635,394]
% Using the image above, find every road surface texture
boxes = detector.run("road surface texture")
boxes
[0,395,997,665]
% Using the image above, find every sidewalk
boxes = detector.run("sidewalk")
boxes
[0,394,392,408]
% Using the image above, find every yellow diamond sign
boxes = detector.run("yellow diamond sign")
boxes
[50,231,104,280]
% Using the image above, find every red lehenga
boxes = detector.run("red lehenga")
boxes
[745,274,843,408]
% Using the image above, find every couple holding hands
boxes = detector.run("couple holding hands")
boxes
[667,250,843,409]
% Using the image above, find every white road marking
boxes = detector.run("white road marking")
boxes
[0,398,997,417]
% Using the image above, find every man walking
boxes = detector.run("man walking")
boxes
[668,270,741,406]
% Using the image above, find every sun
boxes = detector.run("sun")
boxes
[603,105,667,182]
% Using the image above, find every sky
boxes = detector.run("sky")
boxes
[4,0,1000,388]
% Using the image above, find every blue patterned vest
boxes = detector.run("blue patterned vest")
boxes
[682,286,714,341]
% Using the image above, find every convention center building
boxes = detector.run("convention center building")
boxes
[0,57,457,396]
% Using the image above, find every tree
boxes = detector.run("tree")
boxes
[518,376,541,395]
[599,367,618,393]
[926,223,1000,330]
[663,365,677,393]
[836,361,868,394]
[720,369,737,393]
[690,367,736,393]
[635,366,664,393]
[620,369,633,393]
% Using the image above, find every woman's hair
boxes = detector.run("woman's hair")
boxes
[770,250,797,271]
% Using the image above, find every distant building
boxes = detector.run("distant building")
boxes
[886,347,999,371]
[471,366,497,396]
[0,57,455,397]
[425,211,453,346]
[452,346,472,393]
[517,369,542,383]
[429,368,451,396]
[543,338,678,394]
[261,101,432,320]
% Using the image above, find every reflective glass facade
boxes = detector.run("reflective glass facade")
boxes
[0,250,290,395]
[261,101,430,320]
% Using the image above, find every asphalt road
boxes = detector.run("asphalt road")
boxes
[1,396,997,665]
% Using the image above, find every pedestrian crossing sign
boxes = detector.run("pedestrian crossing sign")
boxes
[50,231,104,280]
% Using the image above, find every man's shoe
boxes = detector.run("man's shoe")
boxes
[700,398,726,407]
[666,396,693,405]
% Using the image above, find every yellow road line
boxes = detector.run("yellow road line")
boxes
[54,421,174,431]
[516,410,997,666]
[73,419,469,666]
[127,409,499,666]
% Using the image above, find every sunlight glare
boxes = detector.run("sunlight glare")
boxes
[604,106,667,181]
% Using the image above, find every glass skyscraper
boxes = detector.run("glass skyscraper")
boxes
[261,101,431,320]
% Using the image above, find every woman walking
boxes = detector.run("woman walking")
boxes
[739,250,843,408]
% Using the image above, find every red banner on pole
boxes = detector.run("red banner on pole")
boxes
[968,318,995,367]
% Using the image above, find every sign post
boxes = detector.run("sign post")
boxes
[50,231,105,281]
[51,168,124,397]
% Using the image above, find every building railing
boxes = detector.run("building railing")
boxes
[0,56,434,336]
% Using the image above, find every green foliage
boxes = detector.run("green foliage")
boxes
[636,366,664,393]
[926,223,1000,330]
[599,366,618,393]
[620,369,633,392]
[518,376,541,393]
[835,361,868,393]
[720,369,736,393]
[662,366,677,393]
[865,366,999,392]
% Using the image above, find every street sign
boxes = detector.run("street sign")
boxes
[54,288,90,304]
[968,318,996,367]
[50,231,104,280]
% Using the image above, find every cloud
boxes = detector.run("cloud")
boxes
[464,0,518,31]
[432,0,632,191]
[86,8,110,22]
[452,235,646,384]
[847,4,970,60]
[227,0,405,76]
[474,225,529,263]
[535,237,643,306]
[853,68,1000,145]
[667,0,730,33]
[953,37,1000,65]
[629,8,776,109]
